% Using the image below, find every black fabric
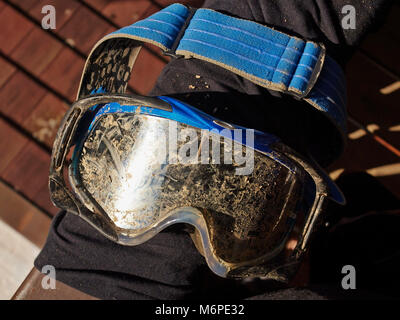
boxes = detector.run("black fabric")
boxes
[309,172,400,298]
[35,0,395,300]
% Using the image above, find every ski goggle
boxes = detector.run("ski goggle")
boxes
[49,93,345,280]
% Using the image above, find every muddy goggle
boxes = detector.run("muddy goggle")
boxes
[49,93,344,280]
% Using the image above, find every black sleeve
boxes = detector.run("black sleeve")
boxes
[35,0,393,300]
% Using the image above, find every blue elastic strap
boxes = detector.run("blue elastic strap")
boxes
[80,3,347,138]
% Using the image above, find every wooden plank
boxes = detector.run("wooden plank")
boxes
[1,141,55,215]
[12,268,98,300]
[0,181,51,248]
[101,0,154,26]
[11,27,63,76]
[0,218,39,300]
[345,52,400,147]
[57,5,112,54]
[0,57,17,89]
[39,47,85,101]
[0,4,34,54]
[8,0,41,11]
[23,92,68,148]
[0,71,46,125]
[328,123,400,198]
[333,45,400,198]
[0,119,29,174]
[83,0,109,11]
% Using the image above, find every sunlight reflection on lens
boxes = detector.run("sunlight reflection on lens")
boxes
[113,117,168,229]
